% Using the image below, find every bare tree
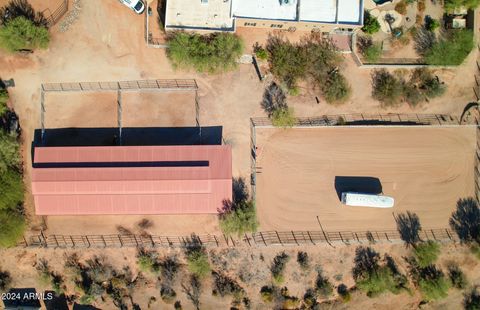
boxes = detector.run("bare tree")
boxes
[181,275,201,310]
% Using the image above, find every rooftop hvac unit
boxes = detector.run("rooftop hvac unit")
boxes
[279,0,293,5]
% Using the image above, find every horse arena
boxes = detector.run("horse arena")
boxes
[256,126,476,232]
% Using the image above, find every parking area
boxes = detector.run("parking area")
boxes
[256,126,476,232]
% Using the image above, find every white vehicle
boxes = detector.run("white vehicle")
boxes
[119,0,145,14]
[341,192,394,208]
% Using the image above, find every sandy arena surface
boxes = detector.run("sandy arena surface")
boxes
[257,126,476,231]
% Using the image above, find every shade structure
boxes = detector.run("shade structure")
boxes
[32,145,232,215]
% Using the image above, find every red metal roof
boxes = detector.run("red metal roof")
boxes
[32,145,232,215]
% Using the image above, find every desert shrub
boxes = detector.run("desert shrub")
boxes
[396,211,422,246]
[371,69,403,106]
[266,33,347,102]
[261,82,287,117]
[471,244,480,260]
[137,249,160,274]
[337,284,351,302]
[425,16,440,32]
[296,251,309,271]
[315,272,333,297]
[212,271,245,302]
[302,288,317,307]
[174,300,182,310]
[219,200,258,236]
[282,296,300,309]
[36,259,65,294]
[357,36,382,63]
[272,107,296,128]
[271,252,290,284]
[219,185,258,237]
[184,235,211,278]
[416,265,450,301]
[353,247,408,297]
[160,256,180,283]
[402,82,423,107]
[362,11,380,34]
[253,42,268,60]
[260,285,274,302]
[424,30,474,65]
[464,286,480,310]
[414,27,437,56]
[450,197,480,244]
[0,268,11,292]
[166,32,243,73]
[0,210,25,247]
[0,90,8,116]
[181,275,202,310]
[410,68,445,98]
[395,1,407,15]
[444,0,480,12]
[160,284,177,304]
[413,241,440,268]
[0,16,49,52]
[266,36,307,89]
[447,264,467,289]
[322,73,351,103]
[0,0,48,27]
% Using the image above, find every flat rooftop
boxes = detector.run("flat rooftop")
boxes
[165,0,234,30]
[233,0,363,24]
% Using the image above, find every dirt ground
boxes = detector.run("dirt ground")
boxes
[0,242,478,309]
[0,0,477,236]
[256,126,476,231]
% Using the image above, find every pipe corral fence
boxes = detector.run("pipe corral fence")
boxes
[40,79,200,142]
[43,0,69,28]
[21,227,457,249]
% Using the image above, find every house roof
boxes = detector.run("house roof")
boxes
[32,145,232,215]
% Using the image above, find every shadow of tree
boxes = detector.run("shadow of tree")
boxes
[395,211,422,247]
[449,197,480,243]
[218,177,250,215]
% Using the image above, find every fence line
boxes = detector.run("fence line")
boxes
[42,79,198,92]
[43,0,68,27]
[251,114,462,128]
[20,228,457,249]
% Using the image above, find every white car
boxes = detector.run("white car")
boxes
[119,0,145,14]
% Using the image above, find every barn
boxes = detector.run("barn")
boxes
[31,145,232,215]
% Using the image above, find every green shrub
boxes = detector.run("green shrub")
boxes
[417,266,450,301]
[137,249,160,274]
[166,32,243,73]
[272,107,296,128]
[371,69,403,106]
[0,0,48,27]
[0,16,49,52]
[362,11,381,34]
[413,241,440,268]
[0,210,25,247]
[322,73,351,103]
[186,251,210,278]
[0,90,8,116]
[363,43,382,63]
[424,30,474,66]
[253,42,268,60]
[219,200,258,237]
[271,252,290,284]
[471,244,480,260]
[260,285,274,302]
[425,17,440,32]
[184,235,211,278]
[315,272,333,297]
[337,284,351,302]
[444,0,480,12]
